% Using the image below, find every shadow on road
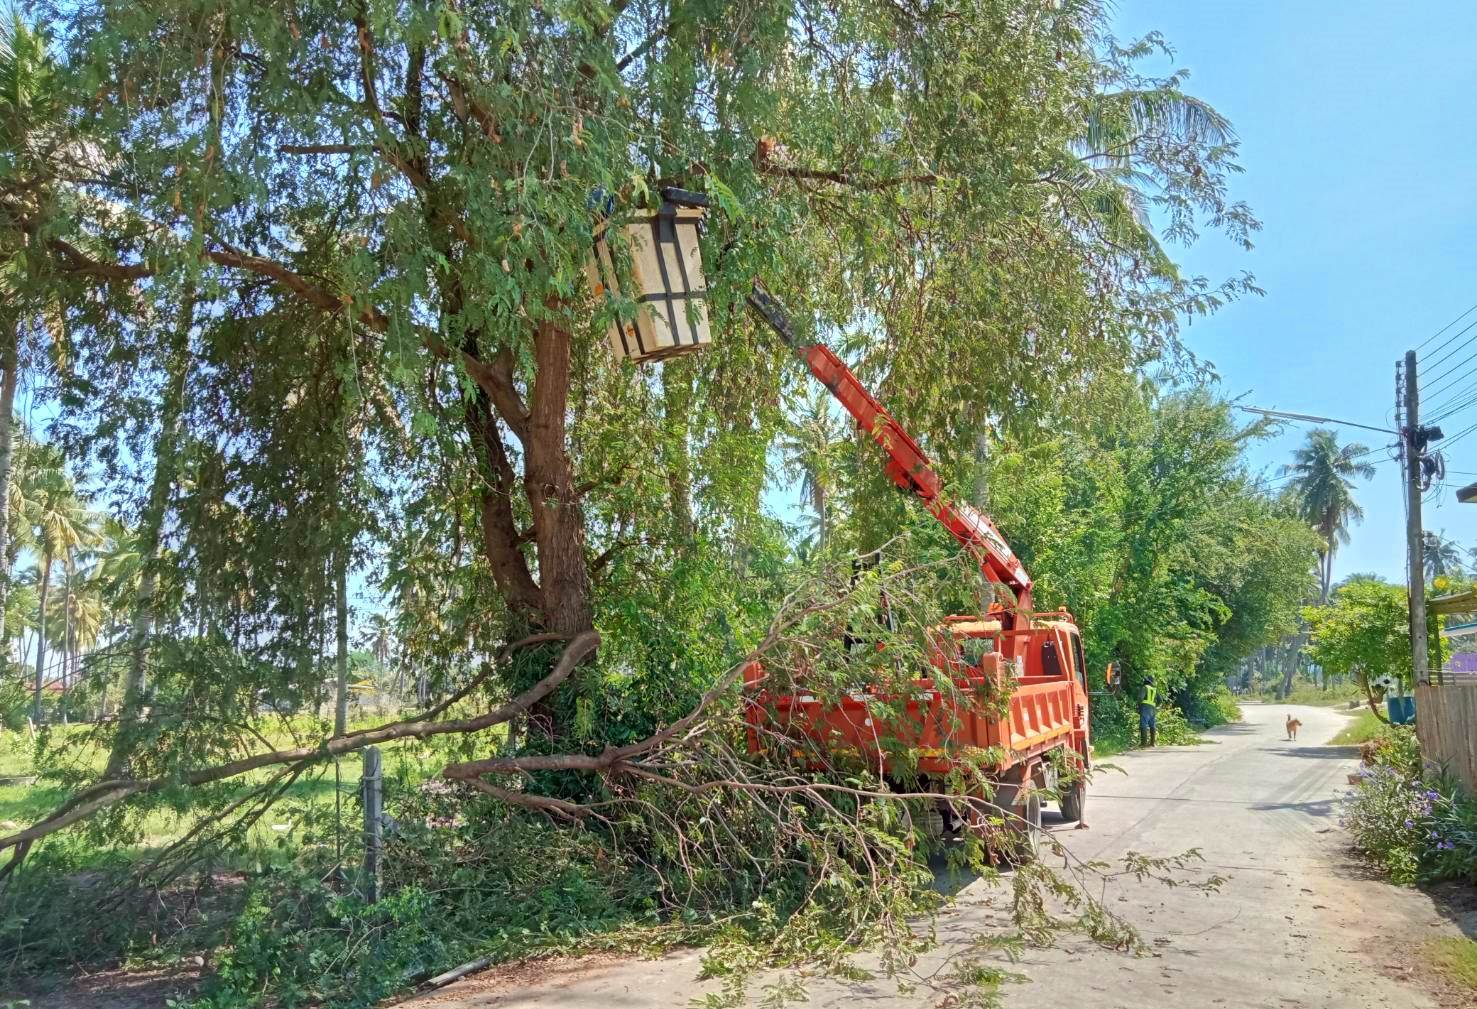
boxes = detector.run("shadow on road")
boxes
[1427,881,1477,942]
[925,810,1078,897]
[1206,722,1260,735]
[1249,796,1341,818]
[1263,744,1360,759]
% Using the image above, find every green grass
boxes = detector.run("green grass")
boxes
[1425,938,1477,991]
[0,710,443,865]
[1331,707,1384,745]
[1250,683,1363,708]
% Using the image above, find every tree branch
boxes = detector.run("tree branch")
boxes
[616,21,672,71]
[278,143,366,155]
[0,633,600,867]
[759,163,940,191]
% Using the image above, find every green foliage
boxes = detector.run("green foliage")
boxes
[1424,784,1477,885]
[1331,709,1385,745]
[1305,578,1438,695]
[1186,686,1241,729]
[979,385,1315,734]
[191,877,451,1009]
[1424,937,1477,993]
[1343,758,1429,885]
[1257,681,1362,708]
[1151,705,1203,747]
[1342,725,1477,888]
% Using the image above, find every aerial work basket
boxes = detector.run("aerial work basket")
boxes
[586,189,712,364]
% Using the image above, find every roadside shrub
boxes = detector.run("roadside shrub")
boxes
[1154,706,1201,747]
[1343,725,1477,886]
[1364,725,1423,778]
[195,876,452,1009]
[1183,687,1241,728]
[1088,692,1207,751]
[1342,762,1432,885]
[1089,690,1136,755]
[1422,777,1477,884]
[186,793,651,1009]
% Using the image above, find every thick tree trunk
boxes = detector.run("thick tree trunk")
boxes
[1279,640,1297,699]
[457,314,595,736]
[32,555,51,724]
[464,395,543,623]
[526,320,593,638]
[333,547,349,737]
[0,314,18,651]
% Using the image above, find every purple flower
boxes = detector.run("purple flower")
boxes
[1406,819,1416,828]
[1427,790,1441,800]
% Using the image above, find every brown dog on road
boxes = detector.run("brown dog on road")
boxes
[1285,715,1303,741]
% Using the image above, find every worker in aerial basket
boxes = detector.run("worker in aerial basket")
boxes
[1139,677,1158,748]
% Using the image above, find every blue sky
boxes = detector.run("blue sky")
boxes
[1111,0,1477,582]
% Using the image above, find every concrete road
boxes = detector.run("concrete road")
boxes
[406,703,1468,1009]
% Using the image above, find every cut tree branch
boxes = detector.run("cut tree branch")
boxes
[0,632,600,869]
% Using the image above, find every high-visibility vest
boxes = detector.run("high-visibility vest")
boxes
[1143,683,1158,707]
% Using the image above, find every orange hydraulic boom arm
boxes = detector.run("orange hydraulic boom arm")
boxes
[746,283,1034,621]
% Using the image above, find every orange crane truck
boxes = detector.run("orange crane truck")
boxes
[742,283,1098,854]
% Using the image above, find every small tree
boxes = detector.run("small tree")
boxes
[1304,577,1437,721]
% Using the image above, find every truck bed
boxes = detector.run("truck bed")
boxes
[743,654,1080,776]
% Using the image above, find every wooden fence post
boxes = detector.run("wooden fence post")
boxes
[362,746,382,903]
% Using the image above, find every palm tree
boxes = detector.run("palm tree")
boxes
[25,451,97,721]
[779,389,841,550]
[45,565,103,689]
[1424,530,1465,583]
[1283,429,1376,601]
[0,10,61,651]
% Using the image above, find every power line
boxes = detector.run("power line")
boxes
[1234,405,1398,435]
[1428,386,1477,425]
[1263,448,1398,488]
[1417,301,1477,352]
[1423,316,1477,371]
[1422,370,1477,418]
[1439,418,1477,453]
[1421,332,1477,393]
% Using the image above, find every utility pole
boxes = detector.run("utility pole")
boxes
[1403,350,1430,686]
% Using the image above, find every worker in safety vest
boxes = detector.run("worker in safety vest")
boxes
[1139,678,1158,748]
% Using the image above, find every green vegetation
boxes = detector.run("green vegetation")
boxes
[1282,429,1375,602]
[1343,725,1477,888]
[986,389,1318,740]
[1252,682,1362,708]
[1331,709,1384,745]
[1425,937,1477,992]
[0,0,1316,1004]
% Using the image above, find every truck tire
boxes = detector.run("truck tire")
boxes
[1059,776,1086,822]
[1010,791,1043,863]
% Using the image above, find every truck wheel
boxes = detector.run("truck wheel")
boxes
[999,791,1042,864]
[1059,776,1087,822]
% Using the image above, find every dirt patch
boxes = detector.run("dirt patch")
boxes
[395,951,647,1007]
[6,963,203,1009]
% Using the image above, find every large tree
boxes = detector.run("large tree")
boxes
[1283,428,1376,601]
[0,0,1258,865]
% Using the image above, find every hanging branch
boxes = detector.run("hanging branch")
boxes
[0,632,599,878]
